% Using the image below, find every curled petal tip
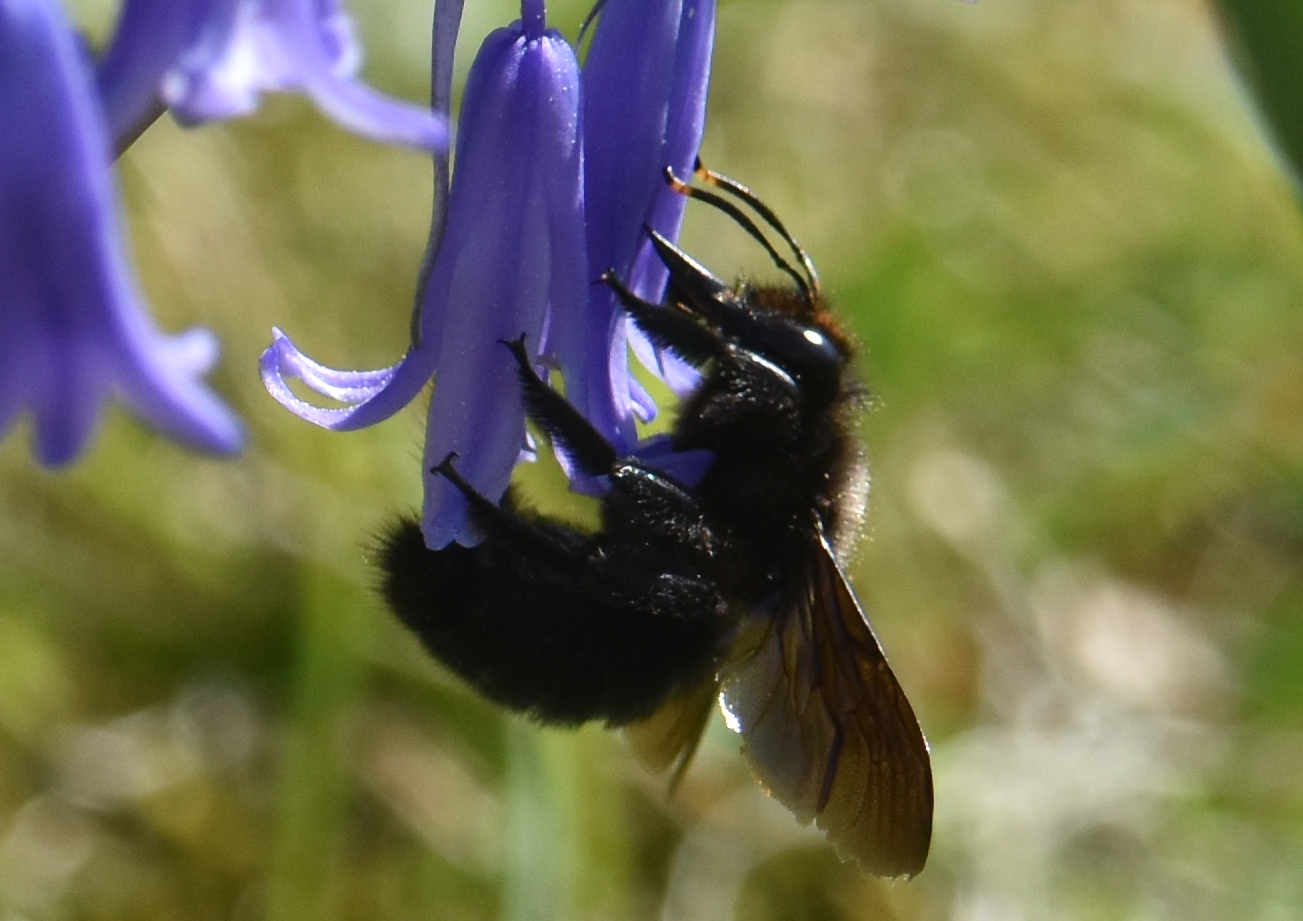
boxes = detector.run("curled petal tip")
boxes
[259,327,437,431]
[301,71,450,152]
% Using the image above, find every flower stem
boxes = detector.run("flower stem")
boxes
[521,0,546,41]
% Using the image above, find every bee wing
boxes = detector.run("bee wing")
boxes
[623,676,720,790]
[720,529,933,877]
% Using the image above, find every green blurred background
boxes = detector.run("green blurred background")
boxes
[4,0,1303,917]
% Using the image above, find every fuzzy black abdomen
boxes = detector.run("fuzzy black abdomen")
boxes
[381,519,728,726]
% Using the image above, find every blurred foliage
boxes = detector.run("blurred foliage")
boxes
[1218,0,1303,184]
[3,0,1303,918]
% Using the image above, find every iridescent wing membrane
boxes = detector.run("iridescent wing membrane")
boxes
[719,526,933,877]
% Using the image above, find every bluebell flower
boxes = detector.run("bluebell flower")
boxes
[264,0,584,547]
[0,0,244,466]
[563,0,715,455]
[96,0,448,153]
[262,0,715,547]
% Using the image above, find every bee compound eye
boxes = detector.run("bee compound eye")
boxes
[749,317,844,381]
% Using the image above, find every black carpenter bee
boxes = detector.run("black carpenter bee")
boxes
[381,164,933,877]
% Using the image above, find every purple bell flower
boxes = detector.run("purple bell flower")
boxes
[96,0,448,153]
[561,0,715,456]
[0,0,244,466]
[262,0,715,546]
[264,0,585,547]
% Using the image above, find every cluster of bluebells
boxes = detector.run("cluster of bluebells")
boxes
[3,0,715,546]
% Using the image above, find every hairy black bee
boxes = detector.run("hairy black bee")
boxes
[381,165,933,877]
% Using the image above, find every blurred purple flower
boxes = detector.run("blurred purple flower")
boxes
[262,0,715,546]
[96,0,448,153]
[0,0,244,465]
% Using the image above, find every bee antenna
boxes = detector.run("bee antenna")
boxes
[693,158,820,299]
[663,166,813,303]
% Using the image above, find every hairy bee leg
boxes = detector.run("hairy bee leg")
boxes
[435,438,708,561]
[431,453,583,557]
[607,460,710,539]
[430,453,509,524]
[601,270,720,366]
[609,461,699,510]
[500,335,715,552]
[499,336,618,478]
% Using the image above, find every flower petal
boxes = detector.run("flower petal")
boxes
[1,0,243,465]
[262,12,587,546]
[260,325,442,430]
[553,0,717,454]
[259,0,467,431]
[95,0,226,147]
[97,0,447,151]
[632,435,713,488]
[418,19,586,547]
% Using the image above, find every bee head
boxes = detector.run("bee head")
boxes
[730,301,850,403]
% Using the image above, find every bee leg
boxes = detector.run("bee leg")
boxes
[604,461,714,562]
[499,335,618,478]
[431,453,585,557]
[430,452,497,516]
[601,270,721,367]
